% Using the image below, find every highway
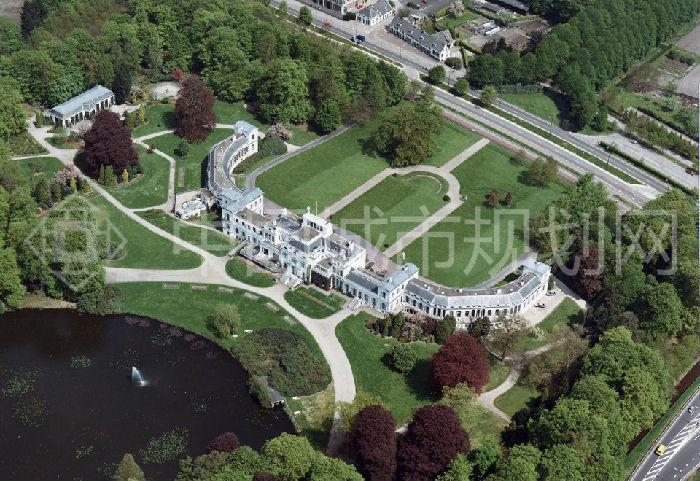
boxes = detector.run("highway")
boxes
[272,0,668,207]
[630,387,700,481]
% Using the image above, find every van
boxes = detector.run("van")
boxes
[655,444,666,456]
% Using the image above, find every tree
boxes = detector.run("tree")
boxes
[314,100,341,133]
[0,247,25,309]
[0,83,26,140]
[256,59,311,125]
[574,244,604,299]
[83,110,138,178]
[525,156,557,186]
[470,441,501,480]
[308,453,363,481]
[480,86,498,107]
[351,405,397,481]
[207,303,240,339]
[638,282,683,339]
[503,192,512,206]
[435,315,456,344]
[175,140,190,157]
[20,0,47,38]
[397,405,469,481]
[427,65,446,84]
[389,343,417,373]
[486,445,540,481]
[445,57,462,69]
[432,332,489,393]
[279,0,288,13]
[467,317,491,340]
[112,65,133,105]
[339,391,387,430]
[491,314,526,361]
[591,105,608,132]
[540,444,586,481]
[175,75,216,143]
[453,78,469,97]
[298,6,313,26]
[114,453,145,481]
[208,432,240,453]
[436,454,473,481]
[0,17,21,54]
[487,188,498,207]
[261,434,316,481]
[370,102,442,167]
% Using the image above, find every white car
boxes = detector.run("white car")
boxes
[629,138,638,144]
[546,290,556,296]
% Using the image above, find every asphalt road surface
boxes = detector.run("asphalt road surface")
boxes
[630,387,700,481]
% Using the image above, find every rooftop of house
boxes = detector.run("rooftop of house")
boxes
[236,207,270,228]
[358,0,393,18]
[50,85,114,118]
[389,16,453,52]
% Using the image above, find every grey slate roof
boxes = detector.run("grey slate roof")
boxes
[358,0,393,19]
[389,16,452,53]
[50,85,113,118]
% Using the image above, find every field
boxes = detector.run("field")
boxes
[284,287,346,319]
[511,297,582,354]
[485,355,510,392]
[105,147,169,208]
[398,144,566,287]
[148,128,234,193]
[138,210,237,257]
[17,156,62,182]
[225,258,276,287]
[87,193,203,269]
[436,10,479,30]
[423,120,483,167]
[333,173,448,250]
[115,282,324,361]
[257,120,388,212]
[494,380,540,417]
[499,91,565,125]
[131,100,318,145]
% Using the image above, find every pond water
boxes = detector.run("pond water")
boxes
[0,309,294,481]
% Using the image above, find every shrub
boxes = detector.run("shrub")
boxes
[207,303,240,339]
[432,332,489,393]
[397,405,469,481]
[434,315,456,344]
[525,156,557,186]
[234,328,331,396]
[208,432,240,453]
[445,57,462,69]
[351,405,397,481]
[443,194,451,202]
[389,344,417,373]
[175,139,190,157]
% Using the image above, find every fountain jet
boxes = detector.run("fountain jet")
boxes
[131,367,147,386]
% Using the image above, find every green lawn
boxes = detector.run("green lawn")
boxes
[105,147,169,208]
[494,380,540,417]
[17,156,62,182]
[500,91,565,125]
[398,144,566,287]
[512,297,582,354]
[115,282,323,360]
[419,121,482,168]
[138,209,237,256]
[130,103,176,137]
[257,119,388,212]
[485,355,510,392]
[86,193,203,269]
[225,257,276,287]
[436,10,478,30]
[332,173,448,250]
[148,128,234,193]
[284,287,346,319]
[336,313,440,424]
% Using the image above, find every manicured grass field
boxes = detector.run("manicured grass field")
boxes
[333,173,447,250]
[87,193,203,269]
[257,120,388,212]
[115,282,323,361]
[105,147,169,208]
[494,380,540,417]
[500,91,565,125]
[138,209,237,256]
[225,257,276,287]
[336,313,440,424]
[512,297,582,354]
[436,10,478,30]
[17,156,62,181]
[284,287,346,319]
[148,128,234,193]
[422,121,483,167]
[398,144,566,287]
[130,103,176,137]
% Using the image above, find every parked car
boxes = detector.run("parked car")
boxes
[546,290,556,296]
[323,20,332,28]
[655,444,666,456]
[685,166,698,176]
[535,303,546,308]
[629,138,638,144]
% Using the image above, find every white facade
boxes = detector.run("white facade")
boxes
[357,0,394,26]
[388,16,453,61]
[206,122,551,326]
[47,85,115,127]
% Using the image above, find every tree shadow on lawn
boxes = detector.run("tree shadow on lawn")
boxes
[404,358,440,404]
[158,109,176,130]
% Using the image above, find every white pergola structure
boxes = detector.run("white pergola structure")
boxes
[46,85,115,128]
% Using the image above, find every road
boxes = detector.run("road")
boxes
[630,387,700,481]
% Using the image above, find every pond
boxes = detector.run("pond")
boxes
[0,309,294,481]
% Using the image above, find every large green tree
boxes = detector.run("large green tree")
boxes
[256,59,310,124]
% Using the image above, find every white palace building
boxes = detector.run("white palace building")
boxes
[204,122,551,328]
